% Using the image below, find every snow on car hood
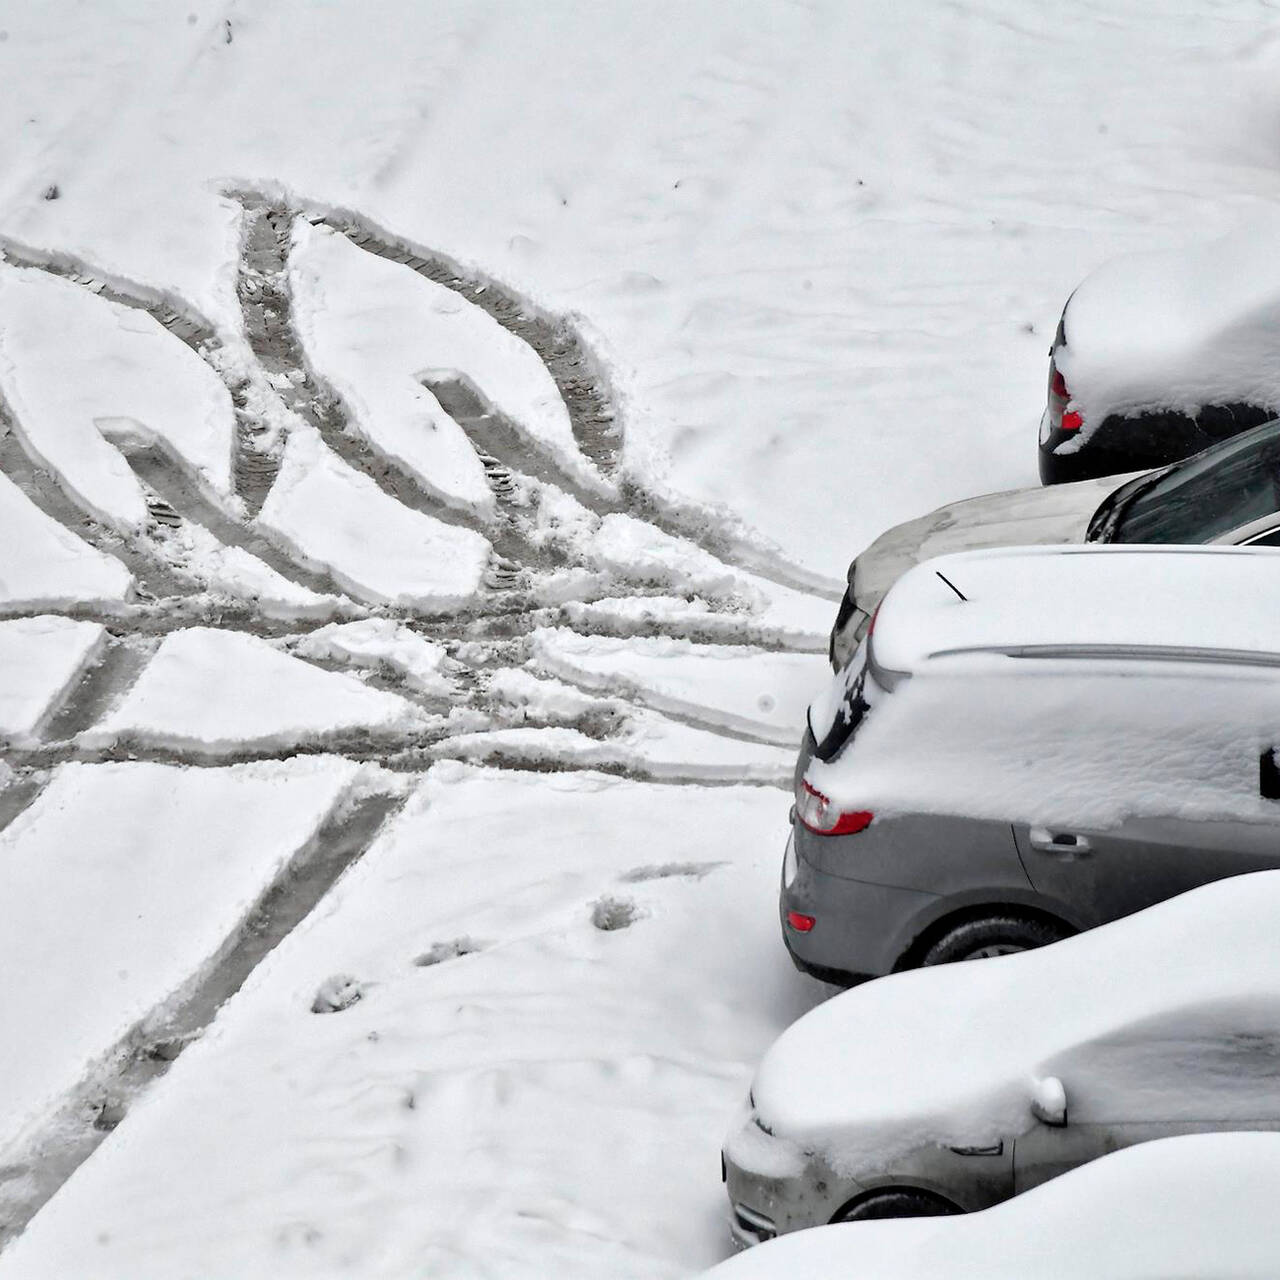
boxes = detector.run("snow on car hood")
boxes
[1058,214,1280,436]
[848,472,1134,613]
[705,1132,1280,1280]
[742,874,1280,1181]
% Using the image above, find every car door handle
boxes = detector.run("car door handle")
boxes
[1028,827,1092,857]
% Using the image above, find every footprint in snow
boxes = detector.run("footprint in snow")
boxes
[619,860,727,883]
[412,936,488,967]
[310,973,363,1013]
[591,894,642,931]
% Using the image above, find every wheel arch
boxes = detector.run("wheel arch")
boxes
[829,1184,963,1225]
[891,896,1081,973]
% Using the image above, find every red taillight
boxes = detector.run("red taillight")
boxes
[867,603,881,637]
[1061,410,1083,431]
[795,780,873,836]
[786,911,816,933]
[1050,369,1068,399]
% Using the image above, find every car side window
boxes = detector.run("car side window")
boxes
[1243,527,1280,547]
[1045,1005,1280,1123]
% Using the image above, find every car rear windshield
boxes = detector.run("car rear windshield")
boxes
[1110,417,1280,544]
[808,642,888,762]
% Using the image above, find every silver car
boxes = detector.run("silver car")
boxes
[831,414,1280,671]
[728,872,1280,1245]
[787,543,1280,987]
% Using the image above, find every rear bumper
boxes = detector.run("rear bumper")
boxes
[780,830,938,980]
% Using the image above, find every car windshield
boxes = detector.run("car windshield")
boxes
[1110,418,1280,544]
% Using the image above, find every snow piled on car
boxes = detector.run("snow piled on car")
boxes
[733,875,1280,1183]
[1058,215,1280,438]
[704,1132,1280,1280]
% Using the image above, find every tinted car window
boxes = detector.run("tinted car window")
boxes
[808,643,886,763]
[1110,419,1280,543]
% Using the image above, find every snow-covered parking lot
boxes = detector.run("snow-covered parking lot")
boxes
[2,2,1280,1276]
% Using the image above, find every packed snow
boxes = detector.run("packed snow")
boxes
[705,1133,1280,1280]
[154,519,346,619]
[0,617,103,743]
[0,470,133,611]
[291,619,456,696]
[83,627,428,754]
[0,757,358,1163]
[531,628,819,745]
[0,266,233,532]
[255,425,492,608]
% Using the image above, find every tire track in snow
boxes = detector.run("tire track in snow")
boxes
[309,202,837,599]
[231,195,534,591]
[0,788,408,1248]
[0,411,189,605]
[0,770,48,839]
[0,234,280,521]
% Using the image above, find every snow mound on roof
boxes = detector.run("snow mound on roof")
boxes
[869,545,1280,674]
[0,617,104,743]
[0,757,357,1159]
[0,470,133,610]
[0,266,234,533]
[742,874,1280,1182]
[83,627,427,753]
[255,426,491,608]
[706,1132,1280,1280]
[1059,215,1280,433]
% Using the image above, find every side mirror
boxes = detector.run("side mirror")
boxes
[1030,1075,1067,1127]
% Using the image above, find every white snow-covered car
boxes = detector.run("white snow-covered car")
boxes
[1039,218,1280,485]
[725,872,1280,1245]
[830,413,1280,670]
[709,1132,1280,1279]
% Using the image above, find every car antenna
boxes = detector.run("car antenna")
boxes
[935,571,968,602]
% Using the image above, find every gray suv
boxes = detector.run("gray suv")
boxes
[784,543,1280,986]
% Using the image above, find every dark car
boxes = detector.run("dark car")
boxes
[1038,223,1280,484]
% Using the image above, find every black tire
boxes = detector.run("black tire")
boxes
[832,1189,960,1224]
[921,914,1072,966]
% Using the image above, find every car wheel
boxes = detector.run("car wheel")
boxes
[831,1188,960,1223]
[921,914,1071,966]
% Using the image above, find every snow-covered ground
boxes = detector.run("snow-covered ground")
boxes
[0,1,1278,1275]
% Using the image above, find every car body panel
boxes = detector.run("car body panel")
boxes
[830,471,1139,670]
[1015,815,1280,926]
[725,1135,1012,1248]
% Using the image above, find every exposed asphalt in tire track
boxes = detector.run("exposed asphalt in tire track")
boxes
[39,636,153,743]
[116,441,348,601]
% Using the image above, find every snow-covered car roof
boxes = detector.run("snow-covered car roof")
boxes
[704,1132,1280,1280]
[739,873,1280,1182]
[1058,217,1280,432]
[870,544,1280,674]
